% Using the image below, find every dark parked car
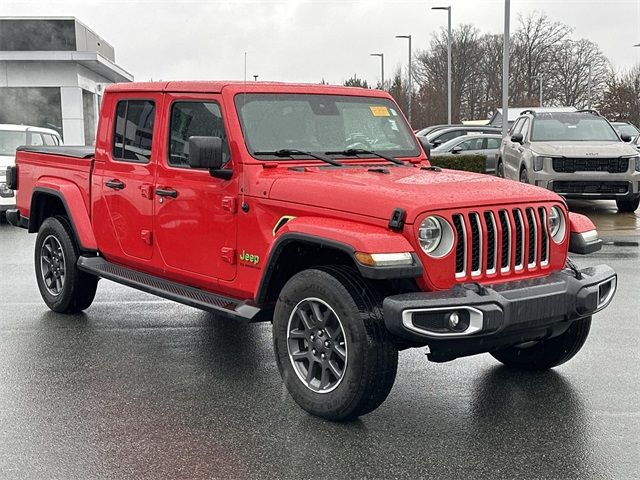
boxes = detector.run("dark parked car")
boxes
[431,133,502,173]
[425,125,501,148]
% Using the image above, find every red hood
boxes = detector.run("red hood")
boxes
[267,165,561,223]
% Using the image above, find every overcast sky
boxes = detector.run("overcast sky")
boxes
[4,0,640,85]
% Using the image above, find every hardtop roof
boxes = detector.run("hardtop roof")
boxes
[104,81,392,98]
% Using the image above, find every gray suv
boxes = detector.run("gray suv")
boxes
[497,110,640,212]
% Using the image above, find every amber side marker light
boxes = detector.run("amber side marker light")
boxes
[355,252,414,267]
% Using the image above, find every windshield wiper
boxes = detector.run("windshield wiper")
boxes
[253,149,343,167]
[325,148,406,166]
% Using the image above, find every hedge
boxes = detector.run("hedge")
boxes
[429,154,487,174]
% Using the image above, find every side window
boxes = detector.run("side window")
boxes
[509,119,523,135]
[486,138,501,149]
[168,101,230,168]
[29,133,44,146]
[458,138,482,151]
[438,130,463,143]
[112,100,155,163]
[42,134,58,146]
[520,119,530,140]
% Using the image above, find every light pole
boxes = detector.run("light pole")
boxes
[432,6,452,124]
[536,75,543,107]
[370,53,384,89]
[253,75,259,81]
[502,0,510,139]
[583,63,592,109]
[396,35,412,124]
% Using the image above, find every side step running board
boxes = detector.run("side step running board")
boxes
[77,256,265,321]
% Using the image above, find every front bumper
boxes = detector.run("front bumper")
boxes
[530,168,640,200]
[383,264,616,362]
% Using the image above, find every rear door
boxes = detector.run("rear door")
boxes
[96,96,160,262]
[153,94,238,282]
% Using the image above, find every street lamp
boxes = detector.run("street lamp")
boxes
[536,74,543,107]
[634,43,640,47]
[370,53,384,89]
[502,0,510,139]
[583,63,592,109]
[396,35,412,124]
[432,6,452,125]
[253,75,259,81]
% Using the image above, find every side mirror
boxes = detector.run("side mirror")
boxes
[510,132,524,144]
[188,136,223,169]
[620,134,632,142]
[451,146,463,154]
[417,136,431,160]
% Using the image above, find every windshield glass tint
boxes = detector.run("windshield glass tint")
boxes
[235,94,419,157]
[0,130,27,156]
[531,114,619,142]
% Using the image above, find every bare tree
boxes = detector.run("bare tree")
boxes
[511,12,572,105]
[548,38,609,108]
[598,65,640,125]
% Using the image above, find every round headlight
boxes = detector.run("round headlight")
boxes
[418,216,455,257]
[418,217,442,253]
[548,206,566,243]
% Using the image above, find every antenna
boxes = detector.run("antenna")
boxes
[241,52,248,212]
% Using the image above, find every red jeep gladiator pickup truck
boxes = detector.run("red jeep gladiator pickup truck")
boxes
[6,81,616,421]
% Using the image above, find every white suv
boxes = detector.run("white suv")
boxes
[0,124,62,222]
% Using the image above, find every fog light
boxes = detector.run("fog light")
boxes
[448,312,460,329]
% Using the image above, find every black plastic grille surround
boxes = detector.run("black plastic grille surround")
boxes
[553,181,629,195]
[552,157,629,174]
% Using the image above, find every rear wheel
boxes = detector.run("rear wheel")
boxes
[491,317,591,370]
[616,196,640,213]
[34,216,98,313]
[273,266,398,421]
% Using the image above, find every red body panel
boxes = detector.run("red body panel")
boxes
[568,212,597,234]
[15,81,574,303]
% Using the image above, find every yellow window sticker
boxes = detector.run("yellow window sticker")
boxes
[370,106,390,117]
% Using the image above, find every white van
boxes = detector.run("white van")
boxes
[0,124,62,221]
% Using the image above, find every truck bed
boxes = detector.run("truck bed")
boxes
[14,145,96,222]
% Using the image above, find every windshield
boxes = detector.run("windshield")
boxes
[235,94,419,159]
[530,114,619,142]
[613,123,640,137]
[0,130,27,156]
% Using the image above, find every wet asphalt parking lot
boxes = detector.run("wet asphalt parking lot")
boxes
[0,200,638,479]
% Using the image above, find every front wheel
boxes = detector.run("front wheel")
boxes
[496,160,504,178]
[273,266,398,421]
[616,196,640,213]
[490,317,591,370]
[519,167,529,184]
[34,216,98,313]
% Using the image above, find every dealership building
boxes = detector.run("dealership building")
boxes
[0,17,133,145]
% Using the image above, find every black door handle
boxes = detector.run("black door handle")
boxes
[155,187,178,198]
[105,179,125,190]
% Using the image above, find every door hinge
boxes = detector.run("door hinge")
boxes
[141,230,153,245]
[222,196,237,213]
[221,247,236,264]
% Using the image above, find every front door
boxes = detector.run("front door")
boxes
[98,96,160,262]
[153,94,238,282]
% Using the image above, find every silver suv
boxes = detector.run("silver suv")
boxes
[497,110,640,212]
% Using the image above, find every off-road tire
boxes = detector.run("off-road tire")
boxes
[616,196,640,213]
[34,216,98,313]
[273,266,398,421]
[491,317,591,370]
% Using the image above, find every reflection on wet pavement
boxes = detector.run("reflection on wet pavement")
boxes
[568,199,640,236]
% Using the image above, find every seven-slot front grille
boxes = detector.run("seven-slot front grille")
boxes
[452,207,551,280]
[552,157,629,174]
